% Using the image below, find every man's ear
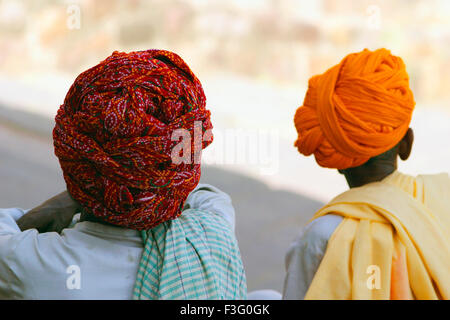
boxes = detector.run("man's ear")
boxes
[399,128,414,161]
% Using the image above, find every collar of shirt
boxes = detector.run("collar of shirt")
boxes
[72,220,142,241]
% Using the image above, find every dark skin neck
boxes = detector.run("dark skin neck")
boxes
[340,156,397,188]
[339,128,414,189]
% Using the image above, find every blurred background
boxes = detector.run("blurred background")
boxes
[0,0,449,293]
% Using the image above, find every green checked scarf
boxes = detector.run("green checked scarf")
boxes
[132,209,247,300]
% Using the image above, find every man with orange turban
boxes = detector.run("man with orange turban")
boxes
[284,48,449,300]
[0,50,247,299]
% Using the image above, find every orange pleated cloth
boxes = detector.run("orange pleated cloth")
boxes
[390,238,414,300]
[294,48,415,169]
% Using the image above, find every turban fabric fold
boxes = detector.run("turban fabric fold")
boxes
[54,49,213,230]
[294,48,415,169]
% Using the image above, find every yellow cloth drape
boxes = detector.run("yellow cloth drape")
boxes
[304,171,450,300]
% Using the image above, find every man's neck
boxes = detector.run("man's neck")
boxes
[344,161,397,188]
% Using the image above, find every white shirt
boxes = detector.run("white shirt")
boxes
[0,184,235,299]
[282,214,343,300]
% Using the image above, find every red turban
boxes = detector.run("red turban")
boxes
[53,50,213,230]
[294,48,415,170]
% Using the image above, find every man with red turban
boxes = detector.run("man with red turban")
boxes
[284,48,449,300]
[0,50,247,299]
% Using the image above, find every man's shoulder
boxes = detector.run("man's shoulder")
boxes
[302,214,344,243]
[288,214,344,253]
[419,172,450,185]
[0,207,27,218]
[179,208,235,236]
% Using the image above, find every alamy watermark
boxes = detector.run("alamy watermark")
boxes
[366,5,381,30]
[366,265,381,290]
[66,264,81,290]
[66,4,81,30]
[171,121,279,175]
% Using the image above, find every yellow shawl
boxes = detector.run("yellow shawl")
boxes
[305,171,450,300]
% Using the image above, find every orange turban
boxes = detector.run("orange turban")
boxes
[294,48,415,169]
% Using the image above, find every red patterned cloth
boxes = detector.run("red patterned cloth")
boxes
[54,50,213,230]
